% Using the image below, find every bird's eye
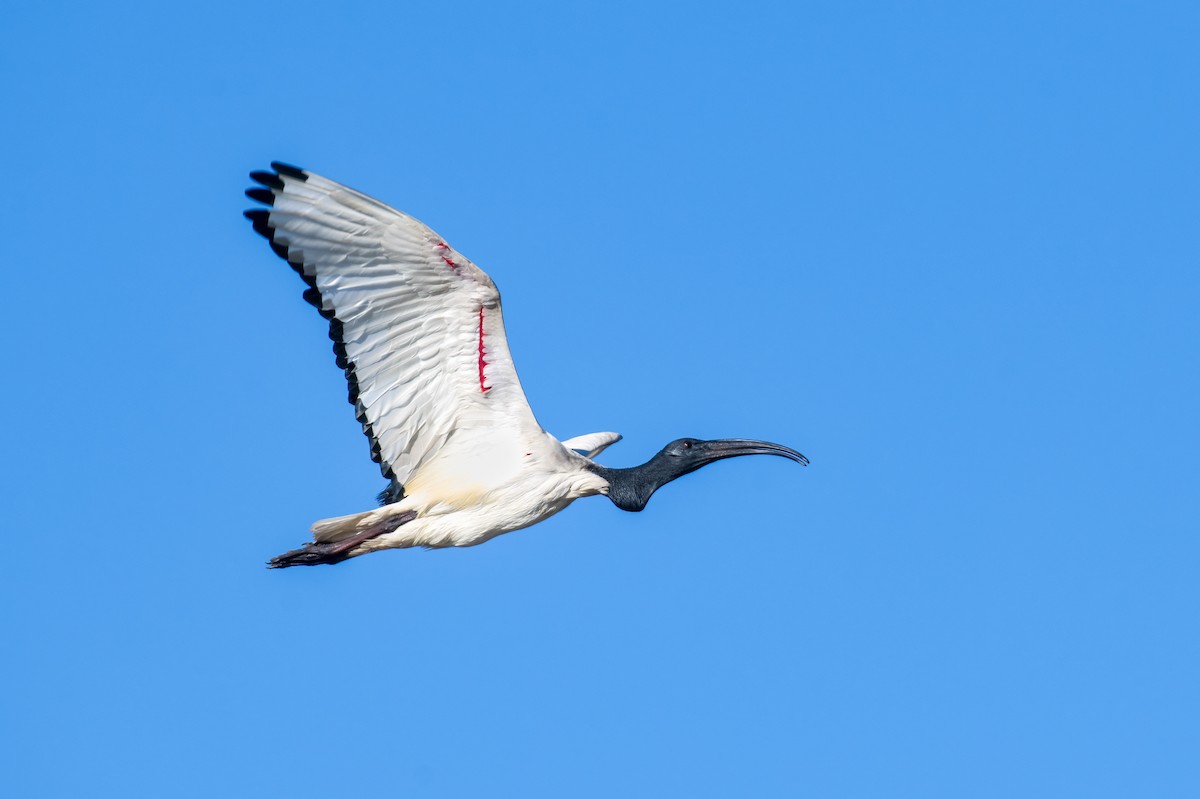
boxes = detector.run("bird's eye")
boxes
[682,441,692,449]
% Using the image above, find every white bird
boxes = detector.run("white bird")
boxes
[245,162,808,567]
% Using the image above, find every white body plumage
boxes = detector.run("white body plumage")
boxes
[314,430,613,552]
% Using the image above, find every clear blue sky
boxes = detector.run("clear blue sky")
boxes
[2,1,1196,796]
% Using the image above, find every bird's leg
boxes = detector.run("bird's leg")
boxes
[268,510,417,568]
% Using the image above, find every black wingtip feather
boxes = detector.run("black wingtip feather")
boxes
[302,287,323,310]
[290,262,317,289]
[244,209,272,238]
[249,170,284,190]
[271,161,308,181]
[245,187,276,205]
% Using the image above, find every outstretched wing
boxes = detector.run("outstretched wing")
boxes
[244,162,542,488]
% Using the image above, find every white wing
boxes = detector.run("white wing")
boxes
[561,432,622,460]
[245,162,542,488]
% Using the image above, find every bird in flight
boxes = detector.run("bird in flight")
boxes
[245,163,808,567]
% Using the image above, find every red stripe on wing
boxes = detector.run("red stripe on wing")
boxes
[477,307,490,394]
[435,242,457,269]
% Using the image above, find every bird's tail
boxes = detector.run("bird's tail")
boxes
[311,509,375,543]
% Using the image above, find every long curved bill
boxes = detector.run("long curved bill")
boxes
[703,439,810,466]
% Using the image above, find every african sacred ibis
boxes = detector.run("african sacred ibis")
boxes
[244,162,808,567]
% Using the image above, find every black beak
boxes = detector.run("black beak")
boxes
[701,439,810,466]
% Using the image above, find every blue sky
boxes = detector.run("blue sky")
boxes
[2,1,1197,796]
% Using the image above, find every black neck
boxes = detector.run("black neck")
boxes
[586,456,703,513]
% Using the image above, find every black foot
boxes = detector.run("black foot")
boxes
[267,541,353,568]
[267,510,417,568]
[376,480,405,506]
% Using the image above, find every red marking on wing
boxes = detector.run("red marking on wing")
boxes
[477,307,490,394]
[435,242,457,269]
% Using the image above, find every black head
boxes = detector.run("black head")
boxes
[592,437,808,512]
[656,437,809,478]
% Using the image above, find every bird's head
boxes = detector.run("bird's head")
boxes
[594,437,808,512]
[654,437,810,478]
